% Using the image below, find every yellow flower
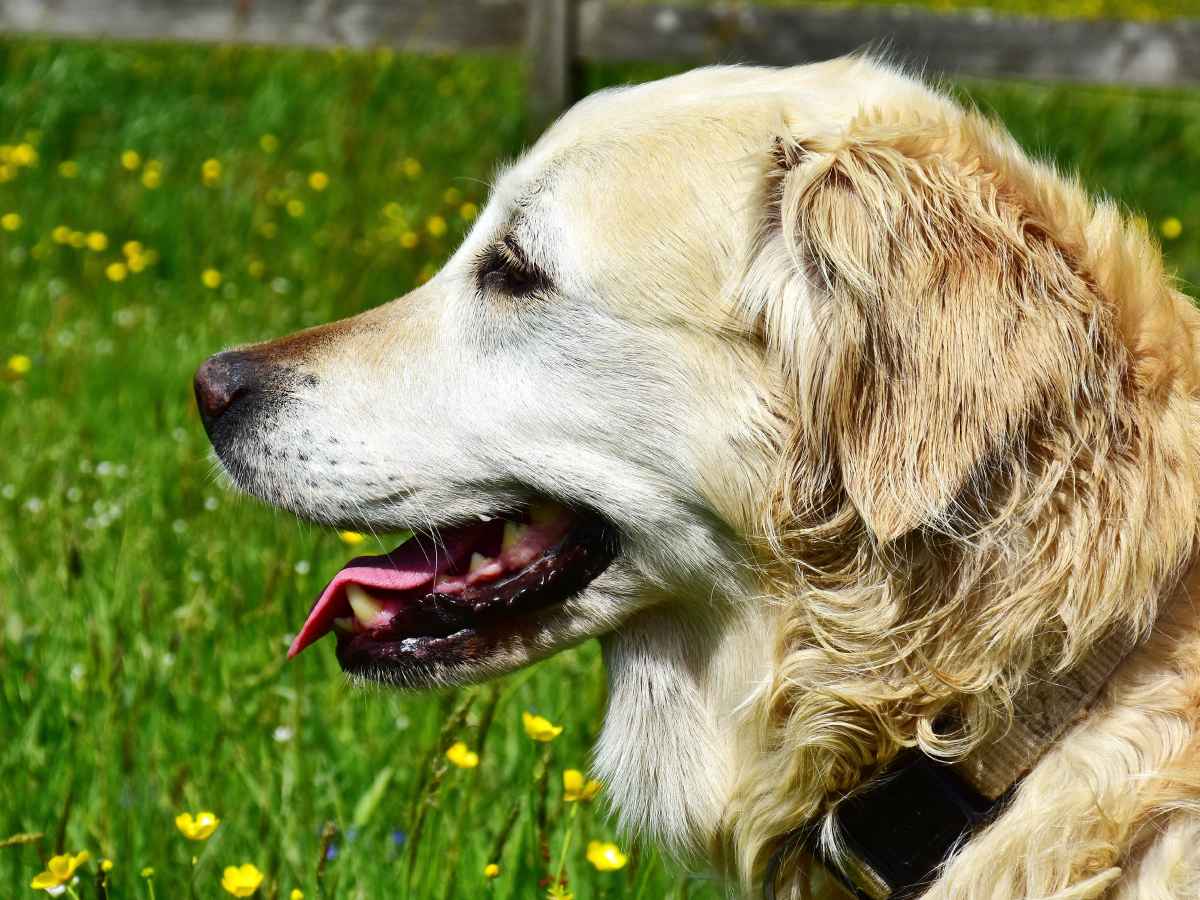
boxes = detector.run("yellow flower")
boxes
[523,711,562,741]
[443,187,460,204]
[142,169,162,189]
[290,891,304,900]
[383,202,403,220]
[69,231,87,248]
[400,231,418,249]
[247,260,265,277]
[11,143,38,167]
[202,269,222,289]
[586,841,627,871]
[286,199,305,217]
[58,161,79,178]
[260,134,279,153]
[340,531,365,545]
[176,811,220,840]
[30,850,89,890]
[106,262,128,282]
[563,770,602,802]
[101,860,114,873]
[0,163,14,181]
[86,232,108,251]
[52,225,72,243]
[446,741,479,768]
[1162,217,1183,240]
[123,241,143,258]
[403,157,421,179]
[121,150,141,170]
[460,202,478,221]
[0,213,20,231]
[259,222,279,239]
[483,863,499,878]
[203,158,222,186]
[221,863,264,897]
[8,354,32,374]
[308,172,329,191]
[547,885,573,900]
[426,215,446,237]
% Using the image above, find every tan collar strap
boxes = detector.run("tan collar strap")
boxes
[765,627,1139,900]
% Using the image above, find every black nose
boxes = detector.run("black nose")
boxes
[194,350,261,436]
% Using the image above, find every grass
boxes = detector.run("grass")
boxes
[0,37,1197,900]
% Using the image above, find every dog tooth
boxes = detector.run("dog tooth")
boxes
[469,552,493,573]
[346,583,385,625]
[529,500,563,526]
[502,521,531,551]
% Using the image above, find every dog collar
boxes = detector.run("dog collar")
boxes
[764,628,1135,900]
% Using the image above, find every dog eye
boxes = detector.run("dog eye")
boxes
[477,239,542,296]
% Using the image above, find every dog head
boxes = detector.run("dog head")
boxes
[196,59,1200,880]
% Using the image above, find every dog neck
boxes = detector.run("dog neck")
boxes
[594,597,776,862]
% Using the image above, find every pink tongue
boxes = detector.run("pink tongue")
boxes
[287,525,484,659]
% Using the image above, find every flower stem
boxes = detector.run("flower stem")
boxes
[553,801,580,888]
[65,886,81,900]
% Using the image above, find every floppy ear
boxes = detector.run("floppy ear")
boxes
[771,115,1100,542]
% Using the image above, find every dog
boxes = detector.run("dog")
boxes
[195,58,1200,899]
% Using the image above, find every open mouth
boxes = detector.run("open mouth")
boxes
[288,500,619,673]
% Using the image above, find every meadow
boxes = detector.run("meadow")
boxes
[0,35,1198,900]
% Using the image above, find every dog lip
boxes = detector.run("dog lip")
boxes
[333,516,619,678]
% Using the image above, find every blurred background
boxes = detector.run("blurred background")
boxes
[0,1,1197,898]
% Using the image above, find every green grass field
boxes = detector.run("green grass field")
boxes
[0,37,1197,900]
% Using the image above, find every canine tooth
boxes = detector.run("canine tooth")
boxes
[529,500,563,526]
[502,521,531,551]
[347,584,385,625]
[332,616,356,635]
[469,552,493,573]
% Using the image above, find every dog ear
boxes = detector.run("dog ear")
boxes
[767,115,1099,542]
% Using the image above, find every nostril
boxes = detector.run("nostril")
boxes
[194,352,254,432]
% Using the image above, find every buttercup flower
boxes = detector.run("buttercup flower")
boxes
[1,212,21,230]
[400,231,418,249]
[221,863,264,897]
[308,172,329,190]
[176,811,220,840]
[426,215,446,237]
[52,226,71,243]
[85,232,108,251]
[101,861,114,873]
[286,199,305,217]
[30,850,89,891]
[121,150,141,170]
[460,202,478,221]
[446,741,479,768]
[563,770,602,802]
[339,531,365,545]
[106,262,128,282]
[1162,217,1183,240]
[523,711,562,741]
[202,158,221,186]
[8,354,32,373]
[403,158,421,179]
[586,841,627,871]
[202,269,222,289]
[484,863,499,878]
[69,231,86,248]
[58,161,79,178]
[260,134,279,153]
[11,143,38,166]
[290,890,304,900]
[142,160,162,189]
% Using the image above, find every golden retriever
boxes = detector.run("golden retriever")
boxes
[194,58,1200,899]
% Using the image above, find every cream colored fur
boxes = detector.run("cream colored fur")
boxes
[208,58,1200,898]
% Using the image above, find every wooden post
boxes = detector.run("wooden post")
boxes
[525,0,578,141]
